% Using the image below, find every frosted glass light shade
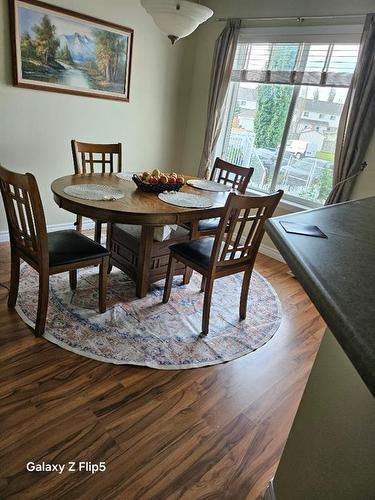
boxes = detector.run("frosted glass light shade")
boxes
[141,0,213,44]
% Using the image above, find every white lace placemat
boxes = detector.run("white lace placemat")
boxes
[158,192,213,208]
[115,172,142,181]
[64,184,125,201]
[186,179,231,192]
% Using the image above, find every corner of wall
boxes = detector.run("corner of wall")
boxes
[350,131,375,200]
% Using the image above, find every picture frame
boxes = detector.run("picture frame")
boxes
[9,0,133,102]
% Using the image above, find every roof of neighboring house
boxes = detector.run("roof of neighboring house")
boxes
[324,129,338,136]
[239,109,255,118]
[238,87,257,101]
[299,98,342,115]
[300,129,324,137]
[230,126,250,135]
[300,117,330,126]
[237,90,342,116]
[299,126,338,138]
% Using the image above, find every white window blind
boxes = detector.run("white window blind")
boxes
[232,42,359,87]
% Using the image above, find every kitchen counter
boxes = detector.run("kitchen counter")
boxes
[265,196,375,396]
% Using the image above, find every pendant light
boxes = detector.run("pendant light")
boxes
[141,0,213,44]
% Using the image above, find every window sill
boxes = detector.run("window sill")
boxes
[246,188,321,213]
[279,197,314,213]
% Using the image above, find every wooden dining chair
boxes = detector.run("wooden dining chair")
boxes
[182,157,255,284]
[0,165,110,337]
[163,190,283,335]
[71,140,122,243]
[187,158,255,239]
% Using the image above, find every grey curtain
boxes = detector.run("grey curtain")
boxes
[198,19,241,178]
[325,13,375,205]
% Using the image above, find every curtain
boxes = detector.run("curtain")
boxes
[325,13,375,205]
[198,19,241,178]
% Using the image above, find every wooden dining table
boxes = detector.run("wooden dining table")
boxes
[51,173,232,296]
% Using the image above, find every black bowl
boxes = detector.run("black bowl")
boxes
[132,174,184,193]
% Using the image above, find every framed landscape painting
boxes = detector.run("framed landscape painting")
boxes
[9,0,133,101]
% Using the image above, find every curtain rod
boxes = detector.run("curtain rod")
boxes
[216,14,366,22]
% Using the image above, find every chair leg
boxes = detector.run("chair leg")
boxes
[94,221,102,244]
[105,222,112,248]
[202,277,214,336]
[69,270,77,290]
[8,251,20,308]
[106,223,112,274]
[183,267,193,284]
[34,270,49,337]
[163,254,177,304]
[200,275,206,293]
[99,256,109,313]
[75,215,82,233]
[183,220,199,285]
[190,220,200,240]
[240,269,252,320]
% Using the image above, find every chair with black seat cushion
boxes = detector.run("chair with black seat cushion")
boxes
[163,190,283,335]
[187,158,255,239]
[71,140,122,243]
[0,165,110,337]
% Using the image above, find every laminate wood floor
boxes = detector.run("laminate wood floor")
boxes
[0,242,325,499]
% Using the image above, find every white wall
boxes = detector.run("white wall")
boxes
[0,0,192,232]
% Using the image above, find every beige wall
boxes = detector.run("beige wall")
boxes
[350,131,375,200]
[272,328,375,499]
[0,0,193,232]
[1,0,374,237]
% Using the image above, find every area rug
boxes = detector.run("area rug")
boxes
[15,264,282,369]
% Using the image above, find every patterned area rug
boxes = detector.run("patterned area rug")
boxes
[16,265,282,369]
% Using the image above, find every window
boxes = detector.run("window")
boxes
[218,38,359,206]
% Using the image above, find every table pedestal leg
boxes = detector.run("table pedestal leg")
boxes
[136,225,154,298]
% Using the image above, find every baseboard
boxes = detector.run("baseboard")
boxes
[0,224,284,264]
[259,243,285,263]
[0,220,95,243]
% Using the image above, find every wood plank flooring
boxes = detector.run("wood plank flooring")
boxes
[0,242,325,499]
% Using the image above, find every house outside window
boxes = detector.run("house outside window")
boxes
[216,28,360,206]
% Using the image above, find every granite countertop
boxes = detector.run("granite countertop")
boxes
[265,196,375,396]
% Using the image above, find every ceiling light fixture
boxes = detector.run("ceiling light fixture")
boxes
[141,0,213,44]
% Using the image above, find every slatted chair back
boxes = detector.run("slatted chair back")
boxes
[71,140,122,175]
[211,190,283,270]
[210,158,254,194]
[0,165,48,266]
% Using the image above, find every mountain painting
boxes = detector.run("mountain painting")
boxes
[10,0,133,101]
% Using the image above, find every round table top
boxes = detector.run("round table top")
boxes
[51,173,232,225]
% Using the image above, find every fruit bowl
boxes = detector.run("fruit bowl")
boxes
[132,174,184,193]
